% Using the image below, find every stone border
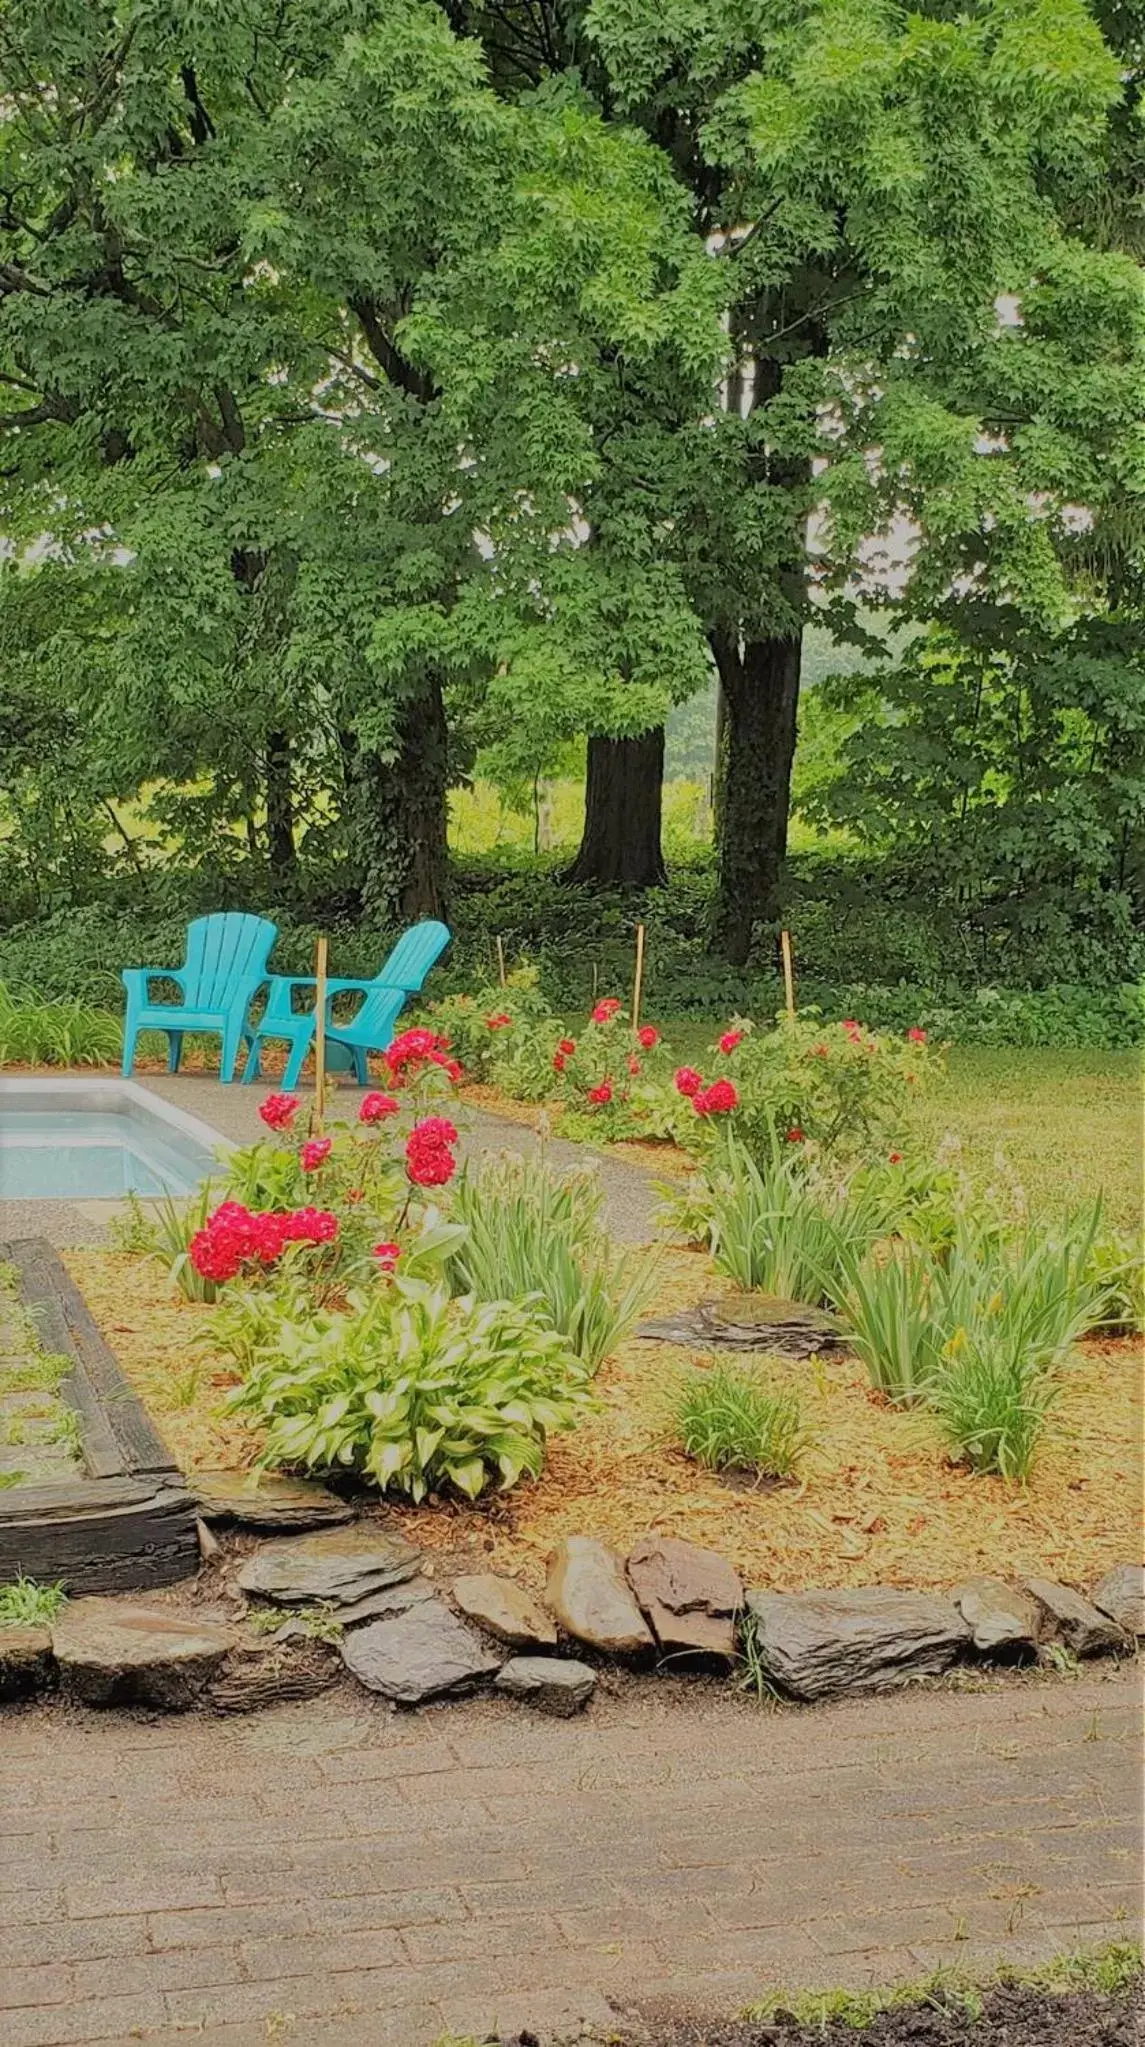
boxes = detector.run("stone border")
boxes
[0,1237,199,1593]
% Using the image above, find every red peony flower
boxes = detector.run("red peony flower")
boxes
[637,1025,659,1050]
[486,1013,512,1030]
[842,1019,861,1036]
[694,1078,738,1116]
[907,1027,928,1044]
[627,1055,641,1076]
[411,1116,458,1146]
[552,1052,566,1073]
[346,1187,365,1203]
[586,1080,613,1105]
[718,1030,743,1055]
[888,1151,904,1165]
[189,1230,242,1283]
[385,1027,453,1079]
[283,1207,339,1244]
[359,1091,399,1123]
[248,1212,288,1263]
[557,1037,576,1056]
[674,1067,703,1098]
[785,1126,805,1143]
[405,1141,456,1188]
[258,1092,299,1132]
[373,1241,401,1272]
[591,998,621,1023]
[300,1137,332,1172]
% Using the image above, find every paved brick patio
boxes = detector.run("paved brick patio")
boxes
[1,1666,1139,2046]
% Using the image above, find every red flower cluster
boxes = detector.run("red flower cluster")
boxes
[558,1037,576,1056]
[486,1013,512,1030]
[384,1028,462,1083]
[693,1078,738,1116]
[674,1067,702,1098]
[300,1137,332,1172]
[718,1030,743,1055]
[637,1025,659,1050]
[786,1126,805,1143]
[359,1091,399,1124]
[907,1026,927,1045]
[591,997,621,1023]
[373,1241,401,1272]
[258,1093,299,1132]
[552,1052,567,1073]
[405,1116,459,1187]
[586,1080,613,1105]
[189,1202,339,1284]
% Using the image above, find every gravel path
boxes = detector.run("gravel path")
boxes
[0,1667,1139,2046]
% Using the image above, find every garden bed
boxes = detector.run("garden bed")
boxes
[626,1973,1143,2047]
[65,1243,1140,1599]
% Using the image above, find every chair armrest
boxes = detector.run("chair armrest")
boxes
[122,967,186,1005]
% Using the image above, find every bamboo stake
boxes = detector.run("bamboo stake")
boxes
[313,934,328,1125]
[495,935,506,988]
[780,927,796,1027]
[631,922,646,1035]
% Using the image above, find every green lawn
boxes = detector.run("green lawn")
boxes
[664,1026,1141,1233]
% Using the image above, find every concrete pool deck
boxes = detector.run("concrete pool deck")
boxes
[0,1070,659,1248]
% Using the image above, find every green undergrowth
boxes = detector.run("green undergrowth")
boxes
[0,1575,67,1626]
[746,1939,1143,2028]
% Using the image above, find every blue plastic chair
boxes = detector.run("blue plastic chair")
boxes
[241,920,451,1088]
[122,913,279,1083]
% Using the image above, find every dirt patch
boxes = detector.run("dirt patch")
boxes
[624,1980,1143,2046]
[65,1245,1142,1599]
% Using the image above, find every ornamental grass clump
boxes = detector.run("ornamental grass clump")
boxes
[0,983,121,1067]
[449,1151,659,1373]
[691,1134,887,1304]
[673,1362,807,1480]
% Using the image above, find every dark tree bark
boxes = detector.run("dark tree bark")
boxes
[352,676,449,922]
[563,728,667,887]
[709,631,802,966]
[264,730,296,876]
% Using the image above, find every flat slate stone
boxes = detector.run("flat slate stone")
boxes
[547,1536,654,1655]
[192,1470,354,1531]
[746,1586,971,1701]
[52,1599,234,1710]
[637,1295,842,1359]
[452,1572,558,1648]
[1091,1564,1145,1639]
[1024,1577,1128,1657]
[236,1526,422,1608]
[0,1624,54,1699]
[954,1577,1040,1657]
[342,1598,502,1704]
[208,1639,340,1714]
[626,1534,742,1659]
[495,1655,596,1716]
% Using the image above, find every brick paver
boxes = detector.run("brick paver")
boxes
[1,1667,1140,2046]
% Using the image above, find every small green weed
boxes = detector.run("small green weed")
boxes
[735,1608,782,1708]
[0,1469,26,1488]
[0,1575,67,1626]
[747,1939,1142,2027]
[673,1360,807,1479]
[245,1603,344,1644]
[0,1352,72,1395]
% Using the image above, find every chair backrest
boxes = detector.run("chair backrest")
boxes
[373,920,451,993]
[183,914,278,1011]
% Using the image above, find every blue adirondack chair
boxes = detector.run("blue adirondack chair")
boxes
[241,920,451,1088]
[121,913,279,1083]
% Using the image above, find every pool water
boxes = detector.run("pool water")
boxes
[0,1085,223,1200]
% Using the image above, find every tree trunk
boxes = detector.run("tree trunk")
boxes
[709,631,802,966]
[264,730,296,876]
[563,729,667,887]
[352,677,449,923]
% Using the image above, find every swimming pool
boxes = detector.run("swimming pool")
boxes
[0,1078,227,1199]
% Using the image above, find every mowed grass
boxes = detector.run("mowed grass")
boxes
[662,1027,1141,1232]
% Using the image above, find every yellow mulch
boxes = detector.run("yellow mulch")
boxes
[65,1247,1142,1596]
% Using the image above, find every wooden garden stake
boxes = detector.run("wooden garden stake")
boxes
[631,922,646,1035]
[781,928,796,1027]
[496,935,506,988]
[313,934,328,1125]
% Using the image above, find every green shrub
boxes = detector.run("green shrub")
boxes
[0,982,120,1067]
[448,1151,659,1372]
[223,1275,590,1500]
[673,1362,807,1478]
[687,1135,889,1304]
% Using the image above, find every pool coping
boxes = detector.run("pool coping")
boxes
[0,1072,234,1171]
[0,1236,199,1593]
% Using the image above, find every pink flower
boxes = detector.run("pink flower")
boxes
[359,1091,399,1124]
[785,1126,805,1143]
[373,1241,401,1273]
[258,1093,299,1132]
[586,1080,613,1105]
[557,1037,577,1056]
[637,1025,659,1050]
[842,1019,861,1036]
[591,998,621,1023]
[385,1027,453,1079]
[486,1013,512,1030]
[300,1137,332,1172]
[718,1030,743,1055]
[694,1078,738,1116]
[907,1027,928,1044]
[674,1067,703,1098]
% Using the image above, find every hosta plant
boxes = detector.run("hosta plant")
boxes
[449,1151,659,1372]
[222,1275,591,1499]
